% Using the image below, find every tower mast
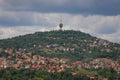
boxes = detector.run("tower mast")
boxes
[59,16,63,31]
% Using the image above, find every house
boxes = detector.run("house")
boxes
[72,61,83,68]
[71,72,77,75]
[89,76,96,79]
[25,64,31,69]
[103,78,108,80]
[12,64,20,69]
[0,48,3,51]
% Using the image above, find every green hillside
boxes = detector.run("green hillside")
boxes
[0,30,120,62]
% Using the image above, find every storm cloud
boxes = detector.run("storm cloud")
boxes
[0,0,120,15]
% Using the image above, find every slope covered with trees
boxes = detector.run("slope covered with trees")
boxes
[0,30,119,61]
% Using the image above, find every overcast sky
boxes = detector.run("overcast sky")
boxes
[0,0,120,43]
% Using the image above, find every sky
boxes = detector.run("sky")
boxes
[0,0,120,43]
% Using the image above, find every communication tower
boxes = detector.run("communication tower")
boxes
[59,16,63,30]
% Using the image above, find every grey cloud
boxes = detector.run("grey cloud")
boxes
[0,12,34,26]
[100,31,120,43]
[0,26,46,39]
[0,0,120,15]
[0,11,57,27]
[97,27,117,34]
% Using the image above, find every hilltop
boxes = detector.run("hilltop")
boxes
[0,30,120,61]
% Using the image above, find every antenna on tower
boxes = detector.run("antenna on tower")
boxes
[59,16,63,31]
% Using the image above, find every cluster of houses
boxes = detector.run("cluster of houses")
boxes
[0,48,119,74]
[41,38,118,54]
[90,58,120,73]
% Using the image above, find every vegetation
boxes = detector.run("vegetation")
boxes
[0,30,120,80]
[0,30,119,61]
[0,68,119,80]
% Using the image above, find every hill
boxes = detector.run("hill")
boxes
[0,30,120,80]
[0,30,120,62]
